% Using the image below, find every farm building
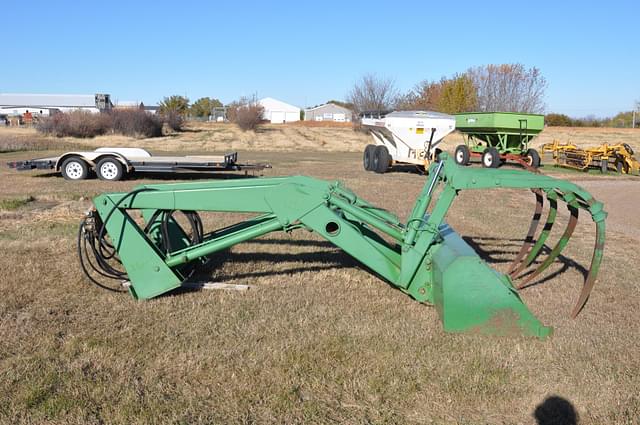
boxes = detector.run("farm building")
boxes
[304,102,353,122]
[0,93,112,116]
[259,97,300,123]
[114,100,143,109]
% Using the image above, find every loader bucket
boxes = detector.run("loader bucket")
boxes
[430,224,552,338]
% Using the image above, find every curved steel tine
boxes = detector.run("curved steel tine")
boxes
[517,203,578,288]
[513,191,558,279]
[570,219,606,318]
[508,189,544,276]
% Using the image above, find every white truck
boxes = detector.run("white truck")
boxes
[7,147,269,181]
[360,111,456,173]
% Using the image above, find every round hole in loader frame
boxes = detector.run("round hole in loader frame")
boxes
[325,221,340,236]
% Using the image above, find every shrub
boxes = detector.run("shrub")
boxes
[37,111,110,138]
[36,110,169,138]
[545,113,574,127]
[161,111,184,132]
[110,109,162,137]
[227,97,264,131]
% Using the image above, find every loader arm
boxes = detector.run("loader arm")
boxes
[79,154,606,338]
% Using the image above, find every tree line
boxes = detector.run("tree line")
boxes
[158,96,223,118]
[348,63,547,115]
[546,109,639,128]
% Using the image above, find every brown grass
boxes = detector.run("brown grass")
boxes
[0,128,639,424]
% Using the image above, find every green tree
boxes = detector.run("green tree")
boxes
[397,74,477,113]
[438,74,477,114]
[190,97,223,118]
[158,95,190,116]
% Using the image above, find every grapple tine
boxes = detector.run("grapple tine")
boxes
[570,215,606,317]
[517,203,578,288]
[512,191,558,280]
[508,189,544,276]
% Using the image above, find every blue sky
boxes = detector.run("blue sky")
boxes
[2,0,638,117]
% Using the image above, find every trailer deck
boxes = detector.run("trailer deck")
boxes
[7,148,270,181]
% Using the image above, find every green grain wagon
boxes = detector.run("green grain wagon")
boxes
[454,112,544,168]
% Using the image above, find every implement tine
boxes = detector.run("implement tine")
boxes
[571,218,606,317]
[518,203,578,288]
[508,190,544,276]
[513,191,558,282]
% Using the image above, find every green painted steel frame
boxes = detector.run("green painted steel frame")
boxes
[89,154,606,338]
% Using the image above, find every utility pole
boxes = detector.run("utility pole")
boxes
[634,101,640,129]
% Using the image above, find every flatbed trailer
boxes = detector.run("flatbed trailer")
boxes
[7,147,270,181]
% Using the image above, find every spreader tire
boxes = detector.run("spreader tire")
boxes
[482,147,501,168]
[525,148,541,168]
[61,157,89,181]
[373,145,390,174]
[454,145,470,166]
[363,144,376,171]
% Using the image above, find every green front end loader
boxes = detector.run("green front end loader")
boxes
[78,154,606,339]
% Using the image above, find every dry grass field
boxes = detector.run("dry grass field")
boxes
[1,124,639,424]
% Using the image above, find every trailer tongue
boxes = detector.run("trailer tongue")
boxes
[7,147,269,181]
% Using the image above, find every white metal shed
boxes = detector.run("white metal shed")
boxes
[258,97,300,123]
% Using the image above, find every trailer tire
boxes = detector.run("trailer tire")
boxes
[454,145,470,166]
[363,144,376,171]
[373,145,390,174]
[97,157,125,181]
[482,147,501,168]
[525,148,541,168]
[61,157,89,181]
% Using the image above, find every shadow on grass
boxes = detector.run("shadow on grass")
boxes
[534,395,578,425]
[254,126,281,134]
[196,246,360,283]
[463,235,590,288]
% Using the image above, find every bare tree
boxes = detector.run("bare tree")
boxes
[347,74,399,114]
[466,64,547,113]
[227,96,264,131]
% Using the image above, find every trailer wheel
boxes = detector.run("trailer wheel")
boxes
[61,157,89,181]
[97,157,125,181]
[525,148,541,168]
[373,145,390,174]
[482,147,501,168]
[454,145,470,166]
[363,144,376,171]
